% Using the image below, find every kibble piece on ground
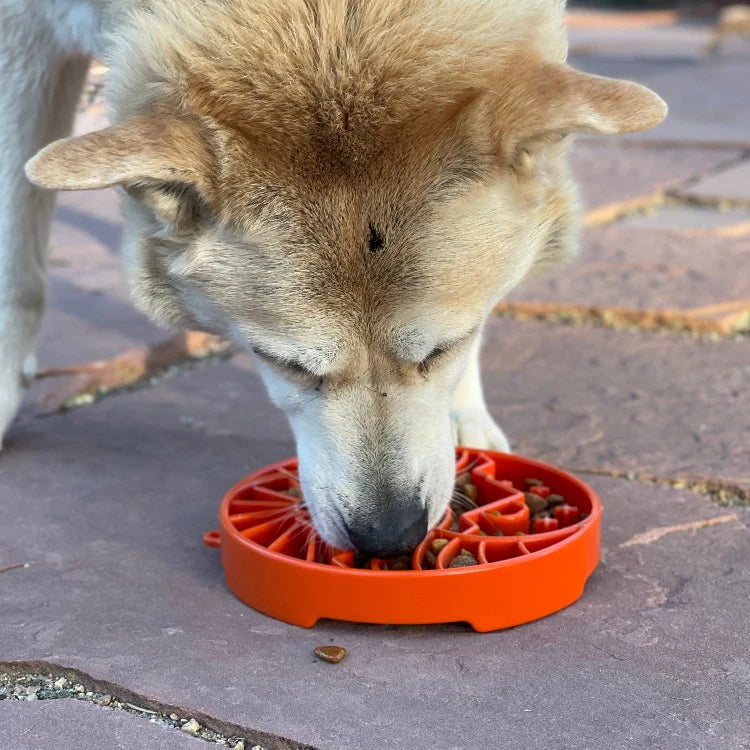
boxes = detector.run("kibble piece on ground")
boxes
[525,492,547,515]
[314,645,347,664]
[546,493,565,507]
[431,538,449,554]
[449,551,478,568]
[525,478,544,488]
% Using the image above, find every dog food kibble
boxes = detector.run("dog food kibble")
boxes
[385,556,412,571]
[285,487,301,498]
[525,478,544,488]
[546,493,565,507]
[314,646,347,664]
[449,549,478,568]
[524,492,547,515]
[464,482,478,502]
[423,550,437,569]
[431,538,449,555]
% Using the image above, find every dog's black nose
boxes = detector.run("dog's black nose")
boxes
[346,499,429,559]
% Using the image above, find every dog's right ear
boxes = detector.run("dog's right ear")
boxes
[26,115,215,232]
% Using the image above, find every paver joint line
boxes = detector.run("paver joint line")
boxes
[0,664,318,750]
[569,467,750,507]
[493,299,750,338]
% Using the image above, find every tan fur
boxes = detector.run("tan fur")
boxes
[22,0,667,552]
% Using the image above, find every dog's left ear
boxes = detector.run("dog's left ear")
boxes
[26,115,215,232]
[494,60,668,163]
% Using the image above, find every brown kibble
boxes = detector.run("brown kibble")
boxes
[385,556,411,571]
[314,645,347,664]
[285,486,301,498]
[449,551,478,568]
[464,482,478,502]
[547,493,565,507]
[525,478,544,488]
[423,550,437,569]
[525,492,547,515]
[431,538,449,555]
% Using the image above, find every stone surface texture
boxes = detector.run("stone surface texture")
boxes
[0,700,210,750]
[509,224,750,310]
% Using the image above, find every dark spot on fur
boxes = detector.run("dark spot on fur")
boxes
[368,224,384,252]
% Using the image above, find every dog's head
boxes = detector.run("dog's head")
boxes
[27,0,666,556]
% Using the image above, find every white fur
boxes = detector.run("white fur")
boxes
[0,0,95,446]
[451,334,511,453]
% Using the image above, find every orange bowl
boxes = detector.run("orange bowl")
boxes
[203,448,601,632]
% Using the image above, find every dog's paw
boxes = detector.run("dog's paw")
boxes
[0,355,32,451]
[451,407,511,453]
[0,380,21,452]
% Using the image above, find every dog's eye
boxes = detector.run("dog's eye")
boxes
[253,347,317,380]
[417,346,448,375]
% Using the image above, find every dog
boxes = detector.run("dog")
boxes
[0,0,666,557]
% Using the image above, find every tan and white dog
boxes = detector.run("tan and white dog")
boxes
[0,0,665,556]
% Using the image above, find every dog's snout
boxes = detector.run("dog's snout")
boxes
[346,492,429,559]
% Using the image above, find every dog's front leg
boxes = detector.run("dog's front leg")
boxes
[450,333,511,452]
[0,7,91,447]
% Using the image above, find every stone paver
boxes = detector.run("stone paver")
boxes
[570,142,739,210]
[677,159,750,205]
[480,318,750,489]
[39,189,164,370]
[1,395,748,749]
[618,203,750,231]
[0,699,209,750]
[509,223,750,310]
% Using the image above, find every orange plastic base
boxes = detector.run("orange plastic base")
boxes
[204,448,601,632]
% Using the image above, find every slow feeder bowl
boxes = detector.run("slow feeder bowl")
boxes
[203,448,601,632]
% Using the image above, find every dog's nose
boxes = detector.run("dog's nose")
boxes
[346,498,429,559]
